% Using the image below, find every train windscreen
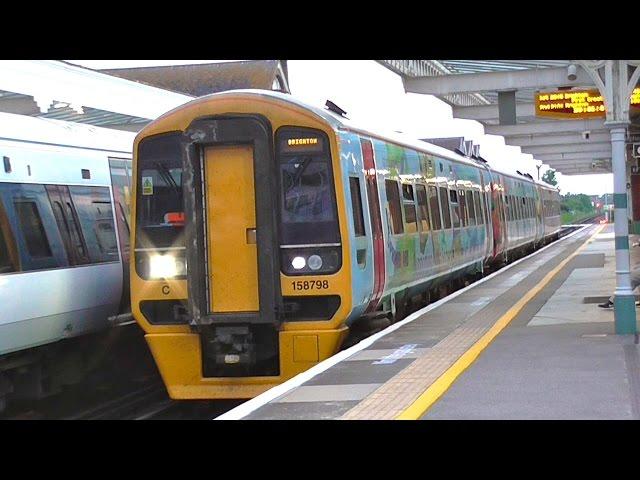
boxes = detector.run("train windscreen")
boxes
[135,133,184,250]
[276,128,339,245]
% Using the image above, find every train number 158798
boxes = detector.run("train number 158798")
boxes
[291,280,329,291]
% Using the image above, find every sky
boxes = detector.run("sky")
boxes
[70,60,613,196]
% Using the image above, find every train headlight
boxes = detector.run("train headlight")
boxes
[149,254,180,279]
[281,247,341,275]
[291,256,306,270]
[307,254,323,270]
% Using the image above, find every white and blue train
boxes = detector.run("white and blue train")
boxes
[0,112,134,410]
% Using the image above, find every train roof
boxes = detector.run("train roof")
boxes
[0,111,135,154]
[191,90,558,192]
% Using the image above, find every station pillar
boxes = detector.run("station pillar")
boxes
[609,123,637,334]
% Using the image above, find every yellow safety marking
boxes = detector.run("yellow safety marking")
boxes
[205,144,259,313]
[396,224,605,420]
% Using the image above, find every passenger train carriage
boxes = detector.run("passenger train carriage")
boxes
[0,113,134,410]
[131,90,561,400]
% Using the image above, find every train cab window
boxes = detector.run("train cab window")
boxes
[428,186,442,230]
[467,190,476,226]
[136,133,184,250]
[402,184,417,233]
[348,177,365,237]
[69,186,118,263]
[385,180,404,235]
[439,187,452,229]
[415,184,430,232]
[278,128,340,246]
[15,201,53,258]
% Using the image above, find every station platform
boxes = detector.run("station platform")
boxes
[217,223,640,420]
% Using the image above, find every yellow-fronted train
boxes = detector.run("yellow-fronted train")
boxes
[131,90,561,400]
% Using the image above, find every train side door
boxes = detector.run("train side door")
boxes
[360,138,385,313]
[108,157,132,314]
[479,171,493,261]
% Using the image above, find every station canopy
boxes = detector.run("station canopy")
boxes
[0,60,289,133]
[379,60,640,176]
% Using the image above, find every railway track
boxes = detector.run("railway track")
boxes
[63,382,169,420]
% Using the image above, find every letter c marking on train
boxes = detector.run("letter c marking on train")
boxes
[162,285,170,295]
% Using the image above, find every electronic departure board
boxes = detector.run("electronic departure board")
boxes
[535,88,640,119]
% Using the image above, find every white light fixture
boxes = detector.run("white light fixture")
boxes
[307,255,323,270]
[149,255,178,278]
[291,256,306,270]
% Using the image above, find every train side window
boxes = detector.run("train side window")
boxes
[51,200,73,263]
[64,201,89,263]
[467,190,476,226]
[427,185,442,230]
[458,190,468,227]
[449,189,461,228]
[0,219,15,274]
[531,197,535,218]
[473,191,483,224]
[385,180,404,235]
[69,186,119,263]
[415,184,430,232]
[504,195,510,220]
[439,187,452,229]
[14,201,53,258]
[348,177,365,237]
[402,184,417,233]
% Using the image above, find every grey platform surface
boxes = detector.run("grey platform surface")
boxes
[239,224,640,420]
[423,225,640,420]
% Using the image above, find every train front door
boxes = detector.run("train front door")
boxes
[204,145,259,313]
[182,116,282,377]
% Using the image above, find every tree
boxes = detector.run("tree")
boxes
[542,169,557,186]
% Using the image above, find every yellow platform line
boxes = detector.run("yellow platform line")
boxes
[396,224,605,420]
